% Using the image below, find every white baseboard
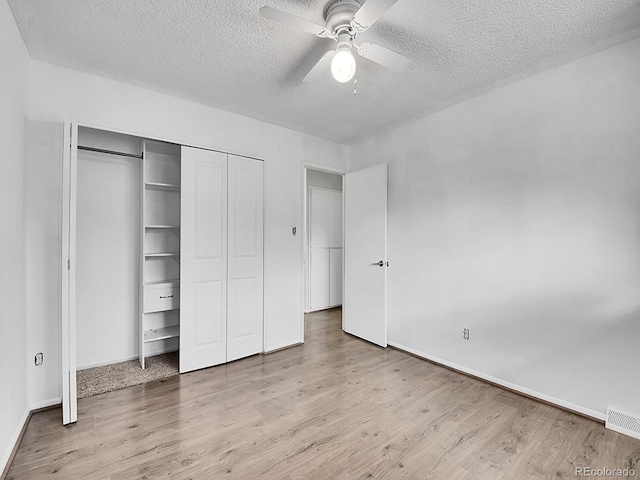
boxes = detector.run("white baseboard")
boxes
[388,341,606,422]
[1,406,30,478]
[30,398,61,411]
[77,354,139,371]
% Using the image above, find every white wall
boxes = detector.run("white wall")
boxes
[25,60,349,404]
[0,0,30,472]
[24,121,64,408]
[351,38,640,417]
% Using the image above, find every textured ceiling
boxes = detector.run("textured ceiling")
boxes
[8,0,640,144]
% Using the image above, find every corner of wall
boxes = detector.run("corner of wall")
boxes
[0,0,32,474]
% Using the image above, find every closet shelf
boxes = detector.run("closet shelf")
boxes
[144,279,180,287]
[145,181,180,192]
[145,225,181,229]
[144,252,180,257]
[144,325,180,343]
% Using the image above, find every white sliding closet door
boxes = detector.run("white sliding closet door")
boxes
[180,146,228,373]
[227,155,264,362]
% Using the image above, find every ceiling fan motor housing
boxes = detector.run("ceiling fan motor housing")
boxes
[336,31,353,52]
[325,0,361,36]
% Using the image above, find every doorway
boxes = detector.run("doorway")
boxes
[304,168,344,314]
[301,163,388,348]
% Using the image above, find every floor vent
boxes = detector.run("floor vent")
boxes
[606,408,640,440]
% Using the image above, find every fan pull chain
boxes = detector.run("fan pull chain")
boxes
[354,78,357,96]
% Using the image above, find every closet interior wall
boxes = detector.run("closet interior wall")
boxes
[76,128,141,369]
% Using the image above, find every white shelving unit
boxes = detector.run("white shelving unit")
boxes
[144,325,180,342]
[139,140,181,369]
[145,181,180,192]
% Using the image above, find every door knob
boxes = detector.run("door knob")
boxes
[371,260,389,267]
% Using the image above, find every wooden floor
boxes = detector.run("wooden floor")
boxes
[8,309,640,479]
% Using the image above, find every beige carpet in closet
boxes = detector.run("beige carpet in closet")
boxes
[76,352,178,398]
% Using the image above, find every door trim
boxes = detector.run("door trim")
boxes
[60,121,73,424]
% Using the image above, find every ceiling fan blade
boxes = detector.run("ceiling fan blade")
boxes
[260,6,331,37]
[356,42,410,72]
[351,0,401,33]
[303,50,336,82]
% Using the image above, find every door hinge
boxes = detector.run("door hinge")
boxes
[67,259,71,270]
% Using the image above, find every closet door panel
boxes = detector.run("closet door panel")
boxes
[310,248,330,311]
[194,281,224,344]
[228,277,258,337]
[180,146,227,373]
[227,155,264,362]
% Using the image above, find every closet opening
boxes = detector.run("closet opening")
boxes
[65,125,265,419]
[75,127,180,399]
[303,167,344,336]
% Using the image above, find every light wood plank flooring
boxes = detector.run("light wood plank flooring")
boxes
[8,308,640,479]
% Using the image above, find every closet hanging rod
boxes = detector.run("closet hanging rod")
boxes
[78,145,143,159]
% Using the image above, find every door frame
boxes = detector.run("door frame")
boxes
[61,120,267,424]
[301,164,346,342]
[60,120,76,424]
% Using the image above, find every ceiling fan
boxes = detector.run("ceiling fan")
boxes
[260,0,410,83]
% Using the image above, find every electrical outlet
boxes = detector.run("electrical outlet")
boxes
[463,328,470,340]
[35,352,43,366]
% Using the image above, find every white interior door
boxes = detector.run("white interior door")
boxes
[226,155,264,362]
[180,146,228,373]
[343,163,388,347]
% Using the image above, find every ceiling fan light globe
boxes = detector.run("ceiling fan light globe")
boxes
[331,50,356,83]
